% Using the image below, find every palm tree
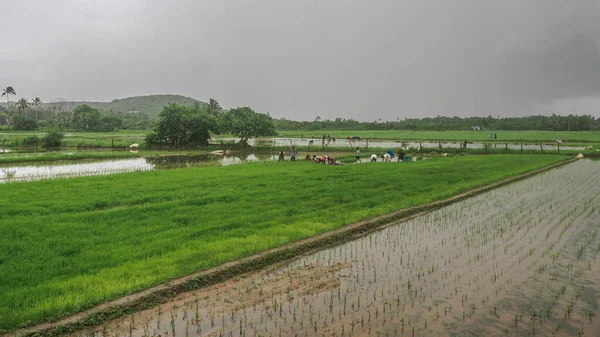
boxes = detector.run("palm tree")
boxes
[207,98,222,116]
[31,97,42,120]
[1,86,16,107]
[16,97,30,115]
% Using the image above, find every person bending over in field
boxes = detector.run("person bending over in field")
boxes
[278,151,285,161]
[370,154,378,162]
[397,151,405,161]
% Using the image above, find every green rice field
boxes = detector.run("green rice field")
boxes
[0,154,568,330]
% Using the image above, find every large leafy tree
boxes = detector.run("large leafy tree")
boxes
[71,104,101,131]
[147,103,215,147]
[218,107,276,144]
[51,99,72,132]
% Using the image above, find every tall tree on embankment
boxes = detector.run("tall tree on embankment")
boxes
[217,106,277,145]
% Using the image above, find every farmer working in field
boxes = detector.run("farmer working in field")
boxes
[289,147,297,161]
[355,147,361,163]
[397,150,405,161]
[278,151,285,161]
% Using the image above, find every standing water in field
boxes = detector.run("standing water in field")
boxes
[62,160,600,337]
[0,158,154,183]
[0,154,280,183]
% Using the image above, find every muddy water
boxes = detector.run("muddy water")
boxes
[63,160,600,337]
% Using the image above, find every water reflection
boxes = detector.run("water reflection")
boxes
[0,154,281,183]
[0,158,153,183]
[215,138,584,151]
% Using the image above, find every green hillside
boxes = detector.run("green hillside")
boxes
[0,94,206,119]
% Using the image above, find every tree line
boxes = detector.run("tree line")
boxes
[275,114,600,131]
[1,86,152,131]
[145,100,276,147]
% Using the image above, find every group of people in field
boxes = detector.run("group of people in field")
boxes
[278,146,408,165]
[278,147,341,165]
[356,147,408,163]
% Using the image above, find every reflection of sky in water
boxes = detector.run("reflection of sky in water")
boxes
[215,138,583,150]
[0,154,283,182]
[220,156,243,166]
[0,158,154,183]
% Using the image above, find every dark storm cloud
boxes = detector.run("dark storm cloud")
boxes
[1,0,599,120]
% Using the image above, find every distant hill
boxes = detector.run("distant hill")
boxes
[1,94,206,119]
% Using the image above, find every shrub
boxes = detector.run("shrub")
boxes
[41,130,64,147]
[23,136,39,145]
[12,115,37,130]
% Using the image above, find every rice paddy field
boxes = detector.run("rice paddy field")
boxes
[0,131,147,148]
[1,130,599,149]
[65,158,600,337]
[276,130,600,144]
[0,154,569,332]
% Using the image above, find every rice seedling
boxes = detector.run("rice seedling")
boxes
[6,156,600,337]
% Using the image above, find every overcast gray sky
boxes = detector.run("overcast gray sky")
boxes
[2,0,600,121]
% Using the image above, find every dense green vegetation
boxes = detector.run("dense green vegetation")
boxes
[146,104,276,147]
[275,114,600,131]
[0,154,567,330]
[0,94,205,120]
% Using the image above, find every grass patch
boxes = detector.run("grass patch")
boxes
[0,130,148,148]
[0,154,568,330]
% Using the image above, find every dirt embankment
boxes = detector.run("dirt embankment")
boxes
[5,157,578,337]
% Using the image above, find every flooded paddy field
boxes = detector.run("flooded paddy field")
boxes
[218,138,585,152]
[0,154,280,183]
[61,159,599,337]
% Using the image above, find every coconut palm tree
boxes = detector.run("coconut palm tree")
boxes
[31,97,42,120]
[1,86,16,107]
[207,98,222,116]
[16,98,30,115]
